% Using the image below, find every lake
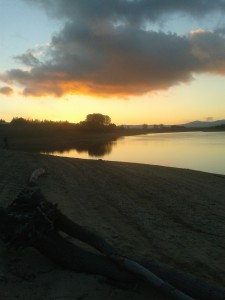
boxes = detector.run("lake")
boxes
[43,131,225,175]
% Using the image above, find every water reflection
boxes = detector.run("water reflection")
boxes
[43,140,117,157]
[75,141,115,157]
[43,132,225,175]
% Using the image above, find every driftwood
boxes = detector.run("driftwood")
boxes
[53,211,193,299]
[28,168,46,186]
[137,260,225,300]
[40,211,225,300]
[0,169,224,300]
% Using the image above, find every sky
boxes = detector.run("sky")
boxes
[0,0,225,125]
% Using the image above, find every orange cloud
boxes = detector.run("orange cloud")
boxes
[1,2,225,98]
[0,86,14,95]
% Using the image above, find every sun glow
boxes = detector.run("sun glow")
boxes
[1,1,225,125]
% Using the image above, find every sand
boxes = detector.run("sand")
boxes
[0,149,225,299]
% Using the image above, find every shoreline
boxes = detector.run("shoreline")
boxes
[1,123,225,148]
[1,130,225,177]
[0,150,225,299]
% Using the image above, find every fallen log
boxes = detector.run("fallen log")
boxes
[54,211,225,300]
[44,211,193,299]
[28,168,46,186]
[0,169,224,300]
[114,256,193,300]
[55,208,225,299]
[138,259,225,300]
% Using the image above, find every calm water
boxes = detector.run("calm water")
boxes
[44,132,225,175]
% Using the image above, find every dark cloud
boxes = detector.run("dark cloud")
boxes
[2,0,225,97]
[25,0,225,25]
[0,86,14,95]
[15,51,41,67]
[189,30,225,74]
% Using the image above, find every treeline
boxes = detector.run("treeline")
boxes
[0,114,122,142]
[1,114,118,132]
[2,114,224,140]
[10,117,70,126]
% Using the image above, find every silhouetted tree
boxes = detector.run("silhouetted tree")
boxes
[11,117,28,125]
[79,113,114,132]
[85,113,111,126]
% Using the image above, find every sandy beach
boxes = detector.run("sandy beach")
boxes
[0,149,225,299]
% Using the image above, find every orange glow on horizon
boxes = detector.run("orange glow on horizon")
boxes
[20,78,167,99]
[1,74,225,126]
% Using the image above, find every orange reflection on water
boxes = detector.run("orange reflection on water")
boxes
[44,132,225,175]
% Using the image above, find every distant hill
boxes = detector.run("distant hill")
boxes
[182,120,225,128]
[120,120,225,129]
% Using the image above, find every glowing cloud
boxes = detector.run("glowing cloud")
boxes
[1,0,225,98]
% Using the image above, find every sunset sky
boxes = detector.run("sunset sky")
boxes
[1,0,225,125]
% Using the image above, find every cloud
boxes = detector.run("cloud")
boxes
[24,0,225,24]
[189,29,225,74]
[0,86,14,95]
[15,52,41,67]
[2,0,225,97]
